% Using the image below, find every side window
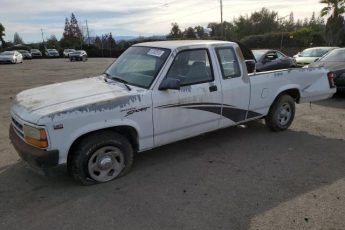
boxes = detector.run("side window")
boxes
[266,52,278,60]
[276,52,284,59]
[216,47,241,79]
[166,49,213,86]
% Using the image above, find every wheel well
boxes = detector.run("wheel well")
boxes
[277,88,300,103]
[67,126,139,168]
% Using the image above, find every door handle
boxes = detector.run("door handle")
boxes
[209,85,218,92]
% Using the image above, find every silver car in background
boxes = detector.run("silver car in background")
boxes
[18,50,32,60]
[45,49,60,57]
[69,50,88,61]
[63,49,76,57]
[30,49,42,58]
[0,51,23,64]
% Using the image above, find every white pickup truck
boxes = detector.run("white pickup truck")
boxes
[9,40,336,184]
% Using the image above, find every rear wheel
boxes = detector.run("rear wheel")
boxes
[70,131,134,185]
[265,94,295,131]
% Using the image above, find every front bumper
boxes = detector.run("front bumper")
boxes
[9,124,60,173]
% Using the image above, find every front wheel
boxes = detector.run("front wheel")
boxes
[70,131,134,185]
[265,94,295,131]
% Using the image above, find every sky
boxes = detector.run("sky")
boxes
[0,0,325,43]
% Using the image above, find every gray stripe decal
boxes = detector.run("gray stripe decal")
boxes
[156,103,262,122]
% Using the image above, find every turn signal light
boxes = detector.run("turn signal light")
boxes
[25,136,49,148]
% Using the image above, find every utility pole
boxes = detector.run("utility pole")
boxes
[86,20,90,46]
[40,28,46,51]
[278,14,290,51]
[220,0,223,38]
[40,28,45,43]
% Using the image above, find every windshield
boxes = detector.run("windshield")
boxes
[319,49,345,62]
[300,48,333,57]
[252,50,267,61]
[31,49,39,52]
[104,46,171,89]
[72,51,82,54]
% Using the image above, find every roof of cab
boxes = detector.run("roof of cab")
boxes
[134,40,235,49]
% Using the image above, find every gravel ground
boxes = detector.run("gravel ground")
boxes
[0,58,344,230]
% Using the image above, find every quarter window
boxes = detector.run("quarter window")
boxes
[216,48,241,79]
[166,49,213,86]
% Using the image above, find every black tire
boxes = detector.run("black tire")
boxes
[265,94,295,132]
[69,131,134,185]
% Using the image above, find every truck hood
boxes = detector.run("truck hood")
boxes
[11,76,139,124]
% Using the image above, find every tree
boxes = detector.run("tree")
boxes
[194,26,208,39]
[13,32,24,44]
[0,23,5,47]
[183,27,196,38]
[234,8,279,39]
[167,23,182,39]
[320,0,345,17]
[63,18,71,38]
[46,35,60,49]
[108,32,116,49]
[94,36,102,49]
[70,13,82,39]
[320,0,345,45]
[60,13,83,48]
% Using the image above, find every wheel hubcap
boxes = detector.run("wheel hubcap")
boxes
[278,103,292,126]
[88,146,125,182]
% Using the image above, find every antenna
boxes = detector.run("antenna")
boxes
[220,0,223,38]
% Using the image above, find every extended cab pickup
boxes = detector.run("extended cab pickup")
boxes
[9,40,336,184]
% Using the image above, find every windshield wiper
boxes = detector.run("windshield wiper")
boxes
[103,73,132,91]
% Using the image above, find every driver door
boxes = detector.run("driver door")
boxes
[152,48,222,147]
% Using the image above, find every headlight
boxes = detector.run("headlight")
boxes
[23,125,48,148]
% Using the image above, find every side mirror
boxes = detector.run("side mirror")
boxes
[245,60,256,74]
[159,78,181,90]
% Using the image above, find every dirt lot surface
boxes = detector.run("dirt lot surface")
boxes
[0,58,344,230]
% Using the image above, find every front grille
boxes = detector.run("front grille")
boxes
[11,116,24,138]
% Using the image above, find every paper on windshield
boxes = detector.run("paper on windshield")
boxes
[147,49,165,57]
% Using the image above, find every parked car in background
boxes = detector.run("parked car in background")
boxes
[30,49,42,58]
[307,48,345,91]
[18,50,32,60]
[293,47,338,67]
[69,50,88,61]
[0,51,23,64]
[252,49,296,72]
[63,49,76,58]
[45,49,60,58]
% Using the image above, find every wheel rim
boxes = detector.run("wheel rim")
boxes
[88,146,125,182]
[277,103,292,126]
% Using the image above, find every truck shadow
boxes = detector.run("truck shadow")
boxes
[0,121,345,229]
[314,91,345,109]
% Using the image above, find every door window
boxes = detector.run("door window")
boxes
[266,52,278,61]
[216,47,241,79]
[166,49,213,86]
[276,51,285,59]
